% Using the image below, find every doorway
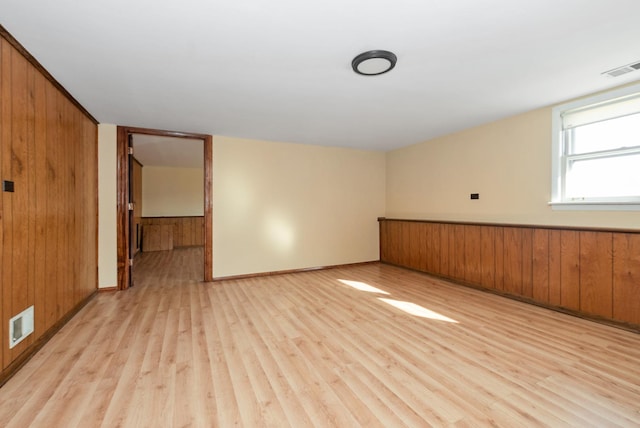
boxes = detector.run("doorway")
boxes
[116,126,213,290]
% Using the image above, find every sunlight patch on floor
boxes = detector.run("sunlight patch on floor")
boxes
[338,279,390,294]
[378,298,459,323]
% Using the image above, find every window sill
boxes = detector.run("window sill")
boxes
[549,201,640,211]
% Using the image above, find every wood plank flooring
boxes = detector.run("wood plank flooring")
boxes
[1,247,639,427]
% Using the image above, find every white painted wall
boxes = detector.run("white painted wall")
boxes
[97,124,117,288]
[142,166,204,217]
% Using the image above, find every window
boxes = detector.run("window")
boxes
[551,82,640,210]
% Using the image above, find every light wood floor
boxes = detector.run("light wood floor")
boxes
[1,247,639,427]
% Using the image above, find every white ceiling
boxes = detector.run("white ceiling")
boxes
[2,0,640,151]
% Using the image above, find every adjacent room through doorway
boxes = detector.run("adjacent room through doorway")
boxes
[116,126,213,289]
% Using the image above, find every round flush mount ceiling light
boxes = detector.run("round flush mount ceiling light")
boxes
[352,50,397,76]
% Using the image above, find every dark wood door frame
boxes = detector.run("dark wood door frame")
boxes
[116,126,213,289]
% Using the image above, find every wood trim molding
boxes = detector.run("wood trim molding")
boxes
[204,135,213,281]
[116,126,214,288]
[212,261,378,282]
[94,126,100,291]
[116,127,130,290]
[97,286,118,293]
[0,291,97,387]
[378,217,640,234]
[117,126,211,140]
[0,24,98,124]
[142,216,204,219]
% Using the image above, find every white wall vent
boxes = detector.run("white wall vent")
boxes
[9,306,34,349]
[602,61,640,78]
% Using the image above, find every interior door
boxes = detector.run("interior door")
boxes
[127,134,134,287]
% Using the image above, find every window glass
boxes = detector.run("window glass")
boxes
[565,153,640,199]
[571,113,640,154]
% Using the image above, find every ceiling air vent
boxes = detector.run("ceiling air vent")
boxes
[602,60,640,78]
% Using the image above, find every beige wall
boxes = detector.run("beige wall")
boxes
[386,104,639,229]
[98,83,638,283]
[212,136,386,278]
[142,166,204,217]
[98,124,118,288]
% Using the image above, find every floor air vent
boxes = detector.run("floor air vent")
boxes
[602,60,640,77]
[9,306,34,349]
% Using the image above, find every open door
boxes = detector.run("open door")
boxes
[116,126,213,290]
[127,133,135,288]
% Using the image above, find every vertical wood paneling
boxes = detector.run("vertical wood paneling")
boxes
[560,231,580,311]
[451,224,466,281]
[63,96,73,315]
[387,221,401,266]
[548,230,562,306]
[383,220,394,264]
[613,233,640,325]
[33,71,46,339]
[379,220,388,262]
[580,232,613,318]
[378,219,640,328]
[25,61,37,347]
[426,223,440,274]
[406,222,419,270]
[56,90,68,319]
[0,33,98,377]
[7,46,32,361]
[503,227,523,296]
[532,229,549,303]
[494,227,504,291]
[464,225,482,285]
[43,78,58,332]
[400,221,412,268]
[521,229,533,298]
[439,223,450,276]
[480,226,496,289]
[416,222,428,272]
[72,107,82,305]
[141,217,205,248]
[184,218,189,248]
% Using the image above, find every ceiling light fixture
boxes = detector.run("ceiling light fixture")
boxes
[352,50,397,76]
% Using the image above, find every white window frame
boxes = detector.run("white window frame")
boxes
[550,81,640,211]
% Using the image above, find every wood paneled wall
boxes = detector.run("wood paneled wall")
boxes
[0,29,98,381]
[379,219,640,328]
[141,216,204,248]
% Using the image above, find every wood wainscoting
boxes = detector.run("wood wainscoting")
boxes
[141,216,204,249]
[379,218,640,329]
